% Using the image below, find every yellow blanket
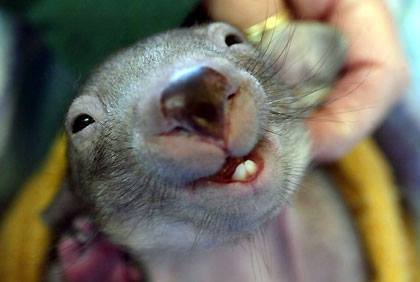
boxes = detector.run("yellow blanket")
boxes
[0,136,417,281]
[332,139,417,282]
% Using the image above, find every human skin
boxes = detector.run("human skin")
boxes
[205,0,410,161]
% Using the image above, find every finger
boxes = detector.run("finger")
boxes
[306,0,409,161]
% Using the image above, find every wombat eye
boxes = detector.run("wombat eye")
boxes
[72,114,95,133]
[224,34,243,47]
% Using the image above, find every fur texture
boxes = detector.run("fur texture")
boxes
[54,23,364,281]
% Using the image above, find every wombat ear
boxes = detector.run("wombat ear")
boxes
[249,22,347,111]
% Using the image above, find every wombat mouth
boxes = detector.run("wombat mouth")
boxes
[190,139,266,187]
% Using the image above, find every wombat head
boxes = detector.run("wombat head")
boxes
[64,22,346,253]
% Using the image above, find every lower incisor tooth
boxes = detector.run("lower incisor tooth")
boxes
[232,163,247,181]
[244,160,257,175]
[232,160,258,182]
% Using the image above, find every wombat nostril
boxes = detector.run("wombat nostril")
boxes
[227,91,237,100]
[224,33,243,47]
[161,66,233,140]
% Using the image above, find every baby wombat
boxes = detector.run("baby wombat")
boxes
[47,22,366,281]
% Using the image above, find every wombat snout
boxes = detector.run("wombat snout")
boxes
[160,66,237,141]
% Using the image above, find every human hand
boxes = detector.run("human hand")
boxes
[205,0,409,162]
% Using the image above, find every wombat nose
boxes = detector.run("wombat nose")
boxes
[161,66,235,140]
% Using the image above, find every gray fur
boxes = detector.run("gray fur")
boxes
[58,22,365,281]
